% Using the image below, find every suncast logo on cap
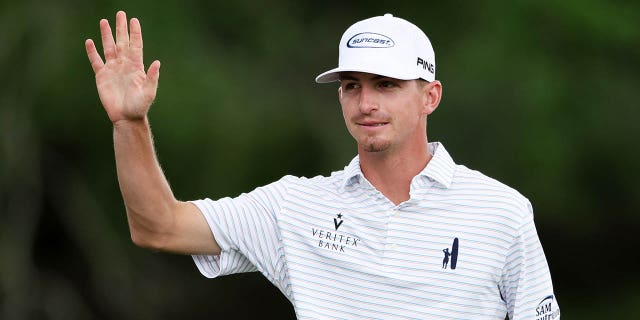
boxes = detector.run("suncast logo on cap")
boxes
[347,32,395,48]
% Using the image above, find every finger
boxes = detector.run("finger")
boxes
[85,39,105,74]
[145,60,161,101]
[115,10,129,49]
[99,19,116,60]
[146,60,161,88]
[129,18,143,49]
[129,17,144,66]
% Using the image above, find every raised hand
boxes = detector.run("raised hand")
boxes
[85,11,160,124]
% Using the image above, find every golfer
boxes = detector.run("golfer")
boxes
[85,11,560,319]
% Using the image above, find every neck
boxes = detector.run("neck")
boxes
[359,138,432,205]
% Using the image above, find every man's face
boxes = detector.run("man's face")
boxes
[338,72,433,154]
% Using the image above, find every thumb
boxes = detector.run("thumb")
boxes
[147,60,160,87]
[144,60,161,100]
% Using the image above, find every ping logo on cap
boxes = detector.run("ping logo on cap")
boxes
[417,57,435,74]
[347,32,395,48]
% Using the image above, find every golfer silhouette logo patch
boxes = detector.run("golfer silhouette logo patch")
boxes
[442,237,459,269]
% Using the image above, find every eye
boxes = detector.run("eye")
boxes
[378,80,397,89]
[342,82,360,91]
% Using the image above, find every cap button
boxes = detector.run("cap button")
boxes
[384,13,393,17]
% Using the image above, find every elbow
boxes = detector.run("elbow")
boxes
[130,230,154,249]
[126,205,177,251]
[130,230,150,249]
[130,228,168,251]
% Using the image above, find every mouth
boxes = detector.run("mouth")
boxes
[357,121,389,127]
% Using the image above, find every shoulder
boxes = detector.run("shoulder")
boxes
[451,164,533,220]
[278,167,349,192]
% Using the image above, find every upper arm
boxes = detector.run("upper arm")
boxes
[171,201,221,255]
[501,205,559,319]
[138,201,221,255]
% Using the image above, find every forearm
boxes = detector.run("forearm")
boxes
[113,117,178,247]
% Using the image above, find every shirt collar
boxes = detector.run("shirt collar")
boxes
[340,142,456,191]
[420,142,456,189]
[340,155,364,191]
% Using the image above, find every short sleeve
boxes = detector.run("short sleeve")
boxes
[191,198,258,277]
[500,202,560,319]
[190,178,292,291]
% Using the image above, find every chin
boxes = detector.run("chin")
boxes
[362,141,391,153]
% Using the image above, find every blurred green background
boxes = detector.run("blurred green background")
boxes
[1,0,639,319]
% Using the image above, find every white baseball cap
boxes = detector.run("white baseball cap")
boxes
[315,13,436,83]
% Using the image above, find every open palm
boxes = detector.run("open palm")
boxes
[85,11,160,124]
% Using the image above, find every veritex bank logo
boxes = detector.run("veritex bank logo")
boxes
[347,32,395,48]
[311,212,360,253]
[334,213,344,230]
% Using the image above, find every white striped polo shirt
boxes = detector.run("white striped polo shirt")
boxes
[191,142,560,320]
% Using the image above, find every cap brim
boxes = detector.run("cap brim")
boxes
[315,66,421,84]
[315,67,342,83]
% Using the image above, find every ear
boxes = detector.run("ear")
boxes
[336,86,350,115]
[421,80,442,116]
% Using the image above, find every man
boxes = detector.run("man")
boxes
[86,11,560,319]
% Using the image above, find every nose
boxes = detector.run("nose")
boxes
[358,85,378,114]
